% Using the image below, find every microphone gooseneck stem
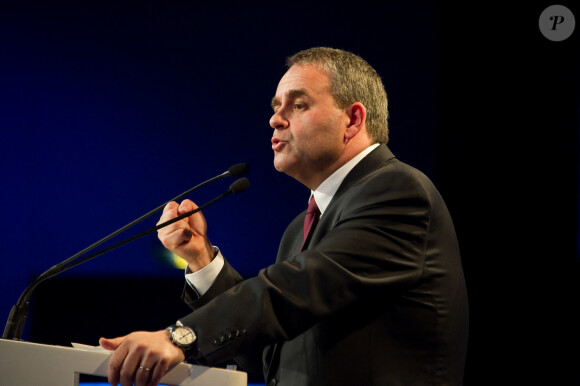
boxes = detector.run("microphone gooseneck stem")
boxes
[2,169,249,341]
[49,172,229,276]
[56,189,234,275]
[57,177,248,276]
[2,194,220,340]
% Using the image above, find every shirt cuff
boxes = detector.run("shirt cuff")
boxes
[184,247,224,296]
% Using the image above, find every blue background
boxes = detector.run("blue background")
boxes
[0,1,578,384]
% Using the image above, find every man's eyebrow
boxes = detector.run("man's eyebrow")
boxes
[271,89,309,109]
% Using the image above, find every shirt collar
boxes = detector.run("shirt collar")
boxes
[310,143,380,216]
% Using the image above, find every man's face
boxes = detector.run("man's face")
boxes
[270,64,347,188]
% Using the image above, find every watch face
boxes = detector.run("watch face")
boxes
[174,327,195,345]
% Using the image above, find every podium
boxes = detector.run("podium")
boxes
[0,339,247,385]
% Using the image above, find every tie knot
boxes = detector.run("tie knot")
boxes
[307,196,320,215]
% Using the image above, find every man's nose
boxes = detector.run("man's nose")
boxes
[269,109,289,130]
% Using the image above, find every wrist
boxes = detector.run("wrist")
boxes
[166,324,198,357]
[186,245,217,272]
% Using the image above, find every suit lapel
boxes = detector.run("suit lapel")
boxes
[307,145,396,246]
[265,146,396,381]
[333,144,395,201]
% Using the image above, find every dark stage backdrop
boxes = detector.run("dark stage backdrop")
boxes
[0,1,578,384]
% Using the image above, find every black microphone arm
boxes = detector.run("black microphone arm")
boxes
[54,177,250,275]
[2,165,250,341]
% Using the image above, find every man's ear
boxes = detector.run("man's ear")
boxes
[344,102,367,140]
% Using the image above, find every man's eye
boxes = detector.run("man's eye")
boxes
[294,104,305,110]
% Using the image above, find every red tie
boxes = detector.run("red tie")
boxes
[302,196,320,250]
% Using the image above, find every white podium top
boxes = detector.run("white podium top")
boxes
[0,339,247,386]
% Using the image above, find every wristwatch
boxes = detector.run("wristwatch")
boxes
[166,324,197,355]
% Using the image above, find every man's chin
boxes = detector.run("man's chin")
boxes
[273,156,288,173]
[273,163,287,174]
[274,159,297,178]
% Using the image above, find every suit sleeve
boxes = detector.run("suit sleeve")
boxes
[177,163,436,366]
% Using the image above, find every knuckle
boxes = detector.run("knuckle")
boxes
[108,360,119,372]
[134,341,149,352]
[158,356,170,368]
[119,367,133,379]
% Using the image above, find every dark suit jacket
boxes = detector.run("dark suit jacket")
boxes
[179,145,469,385]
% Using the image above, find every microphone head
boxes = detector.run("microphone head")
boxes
[228,163,250,177]
[230,177,250,194]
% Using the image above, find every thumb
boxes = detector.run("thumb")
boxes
[99,335,126,351]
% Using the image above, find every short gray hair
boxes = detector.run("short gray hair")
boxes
[287,47,389,143]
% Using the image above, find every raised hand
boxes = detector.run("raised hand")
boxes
[157,199,215,271]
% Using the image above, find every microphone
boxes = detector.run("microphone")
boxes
[2,167,250,341]
[48,162,250,278]
[226,163,250,178]
[51,177,250,275]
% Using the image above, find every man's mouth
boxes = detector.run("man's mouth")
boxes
[271,138,287,151]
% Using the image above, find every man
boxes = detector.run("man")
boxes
[100,47,469,386]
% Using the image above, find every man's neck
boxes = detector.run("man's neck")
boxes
[304,139,374,190]
[310,143,380,215]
